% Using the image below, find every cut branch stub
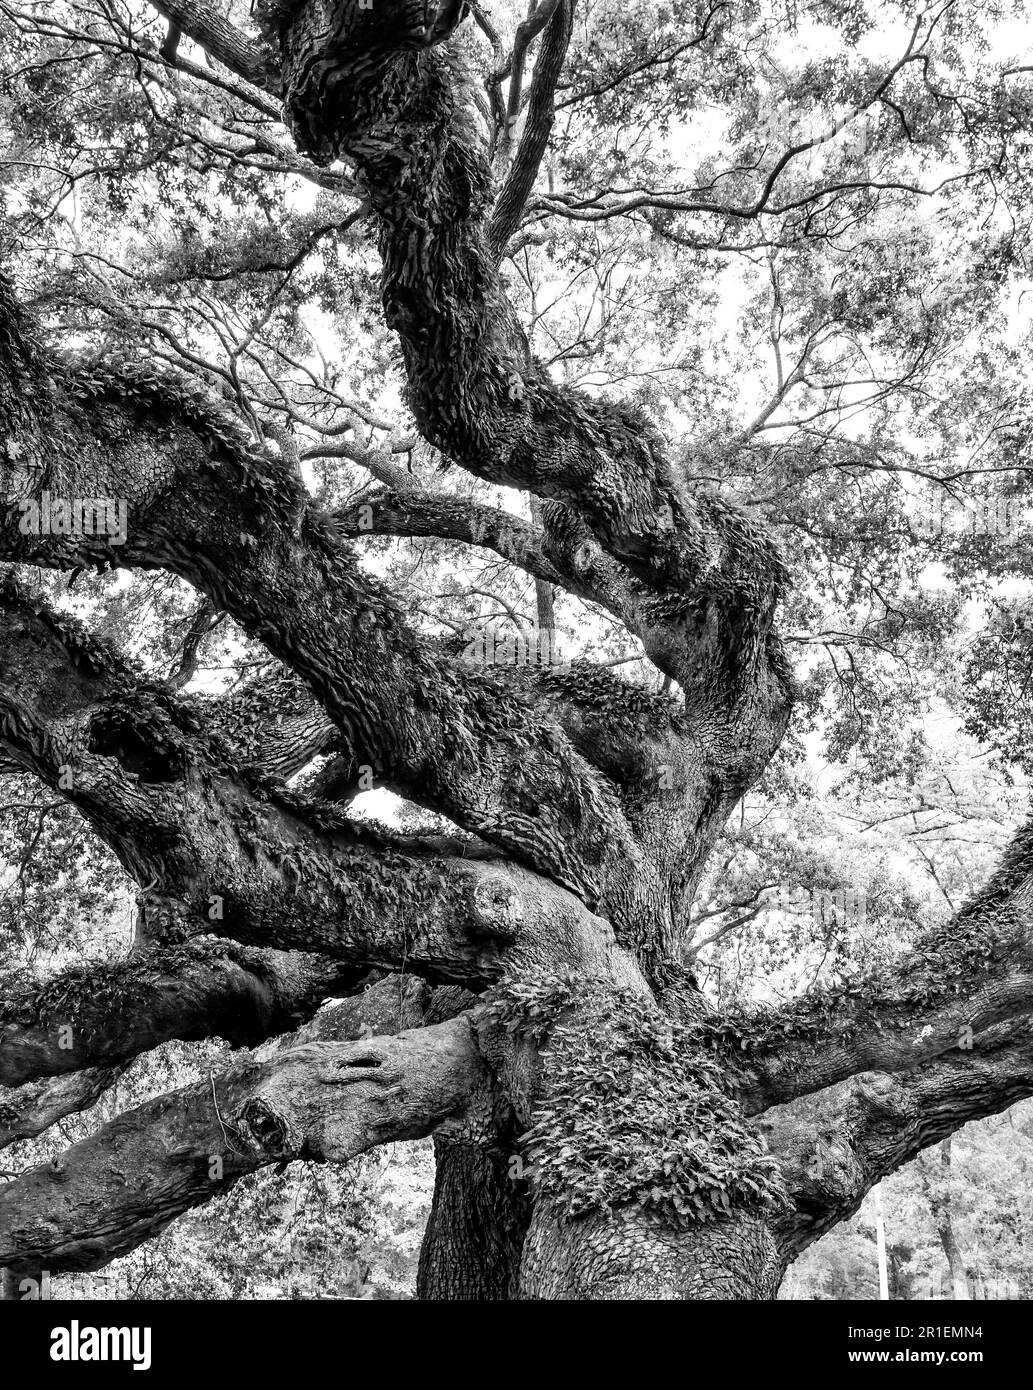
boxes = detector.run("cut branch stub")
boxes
[470,873,524,939]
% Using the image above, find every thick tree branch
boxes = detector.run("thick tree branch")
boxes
[0,941,355,1087]
[764,1018,1033,1259]
[0,1067,125,1151]
[207,661,340,780]
[0,576,628,986]
[0,995,486,1275]
[147,0,277,91]
[736,826,1033,1114]
[256,1,790,746]
[334,485,647,638]
[0,327,648,934]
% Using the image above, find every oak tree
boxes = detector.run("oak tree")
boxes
[0,0,1031,1299]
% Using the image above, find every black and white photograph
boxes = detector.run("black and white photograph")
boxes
[0,0,1030,1351]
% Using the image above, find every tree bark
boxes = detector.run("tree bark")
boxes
[520,1204,786,1300]
[0,0,1028,1302]
[417,1139,531,1300]
[932,1138,971,1301]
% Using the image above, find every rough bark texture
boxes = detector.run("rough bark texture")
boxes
[520,1204,786,1300]
[417,1139,531,1300]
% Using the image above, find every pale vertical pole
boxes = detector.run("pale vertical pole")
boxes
[873,1182,890,1300]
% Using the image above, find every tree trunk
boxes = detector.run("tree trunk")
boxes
[417,1139,531,1300]
[519,1204,785,1299]
[936,1138,971,1301]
